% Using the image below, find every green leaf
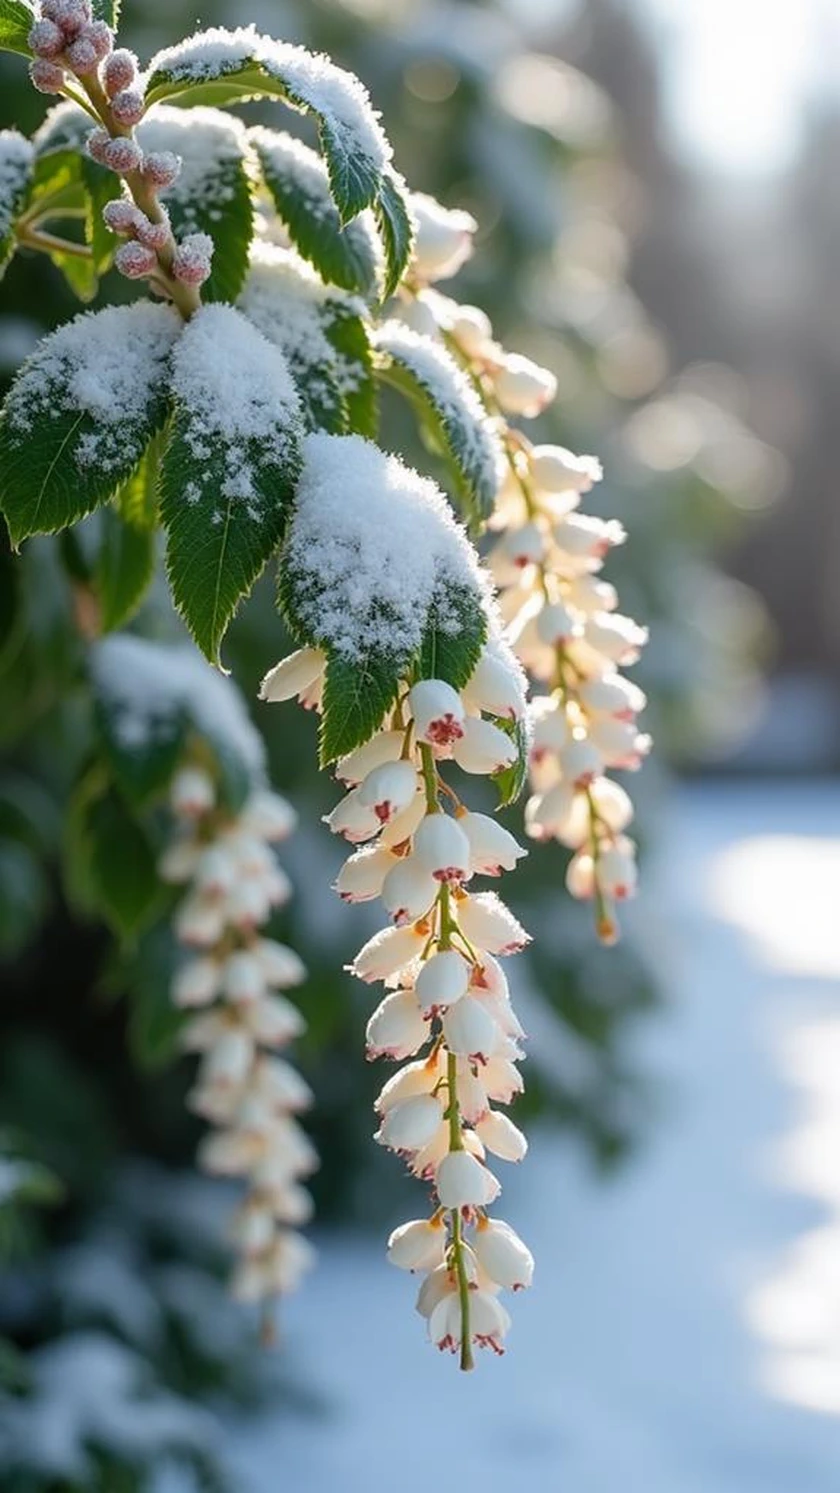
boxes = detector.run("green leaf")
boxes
[250,126,379,296]
[82,156,117,277]
[114,431,163,531]
[47,242,98,302]
[0,304,181,546]
[492,716,529,807]
[374,321,502,529]
[0,523,21,664]
[93,676,187,810]
[122,924,186,1070]
[319,651,401,765]
[238,245,375,436]
[0,841,46,958]
[144,30,391,221]
[86,787,162,938]
[0,131,33,278]
[374,171,414,300]
[418,576,487,690]
[0,0,33,57]
[28,122,116,289]
[160,304,302,662]
[138,106,254,303]
[92,0,120,25]
[93,505,157,634]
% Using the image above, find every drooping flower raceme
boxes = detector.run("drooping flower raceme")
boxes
[160,763,315,1313]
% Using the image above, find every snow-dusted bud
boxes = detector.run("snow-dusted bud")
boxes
[64,33,99,74]
[29,58,65,92]
[86,19,113,61]
[41,0,90,34]
[103,136,143,175]
[376,1094,442,1154]
[114,240,157,279]
[413,813,471,883]
[102,197,142,236]
[387,1217,447,1272]
[260,647,325,703]
[436,1151,500,1209]
[365,988,429,1061]
[442,995,498,1064]
[457,893,530,956]
[103,48,137,97]
[133,214,171,252]
[529,444,602,494]
[141,150,181,189]
[409,191,477,282]
[85,128,111,164]
[458,812,526,877]
[408,679,465,746]
[28,19,63,57]
[452,717,517,776]
[493,354,557,417]
[172,231,214,286]
[414,950,470,1017]
[381,857,438,926]
[110,88,145,126]
[473,1219,534,1290]
[357,760,419,824]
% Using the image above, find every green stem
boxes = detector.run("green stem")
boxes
[17,226,92,259]
[419,741,440,815]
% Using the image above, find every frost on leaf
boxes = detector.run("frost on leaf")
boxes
[0,129,33,276]
[0,304,181,545]
[159,303,303,664]
[373,321,503,529]
[278,432,490,761]
[249,126,380,297]
[238,242,375,436]
[137,107,254,303]
[144,25,392,221]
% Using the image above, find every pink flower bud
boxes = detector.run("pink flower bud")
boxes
[103,48,137,97]
[85,127,111,164]
[64,34,98,75]
[102,197,142,235]
[28,19,63,57]
[29,58,65,92]
[41,0,90,38]
[115,240,157,279]
[103,136,143,175]
[134,215,170,252]
[172,232,214,286]
[86,20,112,61]
[110,88,145,126]
[141,150,181,189]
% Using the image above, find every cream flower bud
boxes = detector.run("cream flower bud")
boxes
[579,673,646,720]
[199,1030,253,1091]
[461,641,526,721]
[495,522,544,570]
[254,1055,313,1111]
[172,956,220,1009]
[452,717,517,776]
[158,837,201,883]
[336,729,404,785]
[529,443,602,493]
[583,612,649,666]
[475,1110,528,1162]
[221,950,265,1004]
[351,923,428,983]
[457,893,531,955]
[357,760,419,824]
[590,777,634,833]
[387,1217,447,1271]
[365,988,429,1061]
[536,600,577,646]
[566,849,595,899]
[268,1182,314,1225]
[376,1094,443,1153]
[381,857,438,926]
[530,697,568,756]
[334,844,396,903]
[414,949,470,1017]
[409,191,477,282]
[375,1054,442,1114]
[175,893,225,948]
[588,716,651,770]
[493,354,557,417]
[253,939,306,988]
[458,1066,491,1123]
[324,787,381,844]
[171,767,215,819]
[240,790,296,842]
[413,813,471,883]
[473,1218,534,1290]
[193,845,236,895]
[435,1151,501,1208]
[525,783,584,845]
[559,737,603,787]
[408,679,465,746]
[229,1202,275,1256]
[458,811,526,877]
[442,995,498,1063]
[248,993,305,1046]
[449,302,493,356]
[554,513,626,564]
[259,647,325,702]
[597,838,638,900]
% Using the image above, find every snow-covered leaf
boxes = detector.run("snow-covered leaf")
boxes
[238,242,374,436]
[373,321,502,529]
[374,171,414,300]
[419,575,486,690]
[144,26,392,222]
[278,432,490,761]
[0,304,181,546]
[250,125,379,296]
[0,130,33,278]
[137,106,254,304]
[159,304,303,664]
[0,0,33,58]
[93,507,156,635]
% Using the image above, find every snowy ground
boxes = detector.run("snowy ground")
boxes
[227,781,840,1493]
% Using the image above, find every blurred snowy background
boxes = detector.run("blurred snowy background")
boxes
[1,0,839,1489]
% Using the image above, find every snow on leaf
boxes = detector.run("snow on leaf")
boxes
[373,320,503,529]
[0,129,33,278]
[144,25,392,222]
[374,170,414,300]
[0,303,181,545]
[159,303,303,664]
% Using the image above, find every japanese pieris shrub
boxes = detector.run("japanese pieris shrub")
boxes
[0,2,650,1366]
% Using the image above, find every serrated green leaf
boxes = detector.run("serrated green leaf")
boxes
[0,304,181,546]
[492,716,529,807]
[138,107,254,304]
[115,431,163,531]
[374,171,413,300]
[94,506,156,634]
[144,30,391,221]
[418,576,487,690]
[319,651,401,765]
[0,131,33,279]
[374,321,501,529]
[324,307,377,439]
[47,242,98,302]
[0,0,33,57]
[161,304,302,662]
[81,155,117,276]
[86,787,162,939]
[250,126,379,296]
[92,0,120,25]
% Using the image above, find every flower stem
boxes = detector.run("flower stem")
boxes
[17,226,92,258]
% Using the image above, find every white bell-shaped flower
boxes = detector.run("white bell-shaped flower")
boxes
[381,857,439,926]
[376,1093,443,1153]
[172,956,220,1009]
[409,191,477,281]
[334,843,397,903]
[458,811,527,876]
[529,443,602,494]
[335,729,405,785]
[461,640,526,721]
[259,646,325,702]
[414,949,470,1016]
[365,988,429,1061]
[351,923,428,983]
[171,766,216,819]
[408,679,465,746]
[357,760,420,824]
[442,995,499,1063]
[375,1054,443,1114]
[475,1109,528,1162]
[253,938,307,988]
[452,718,517,776]
[324,786,381,843]
[435,1150,501,1208]
[457,892,530,955]
[473,1218,534,1290]
[413,813,472,883]
[222,950,265,1004]
[387,1216,448,1272]
[493,353,557,417]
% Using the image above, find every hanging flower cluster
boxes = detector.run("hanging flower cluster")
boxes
[400,200,651,943]
[262,648,534,1367]
[160,764,316,1311]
